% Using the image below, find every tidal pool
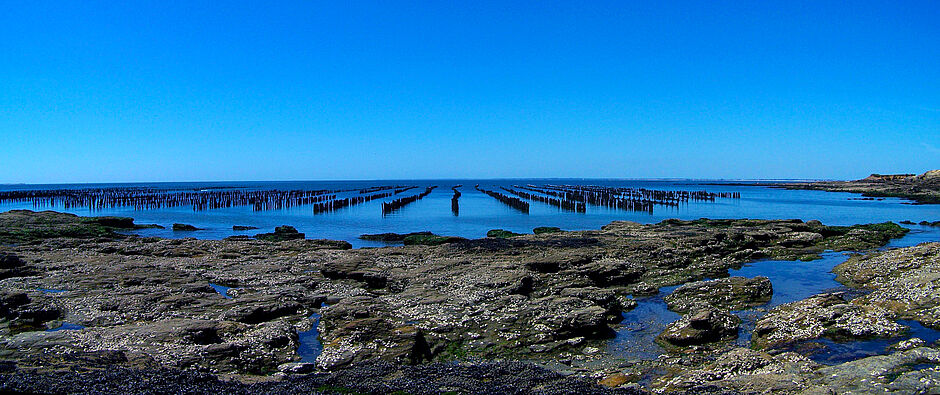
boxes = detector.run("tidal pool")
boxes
[611,226,940,363]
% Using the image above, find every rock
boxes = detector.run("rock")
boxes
[0,291,62,332]
[833,243,940,327]
[654,347,818,393]
[0,210,120,243]
[84,216,136,228]
[664,276,773,313]
[254,226,305,242]
[487,229,524,238]
[232,225,258,231]
[277,362,316,374]
[0,253,37,280]
[523,252,593,273]
[778,231,824,247]
[598,372,629,387]
[806,347,940,394]
[171,223,200,231]
[359,232,432,242]
[320,258,388,288]
[222,298,303,324]
[752,293,906,349]
[630,282,659,296]
[533,226,562,234]
[0,210,919,381]
[401,234,466,245]
[578,258,646,286]
[890,338,926,351]
[657,305,740,347]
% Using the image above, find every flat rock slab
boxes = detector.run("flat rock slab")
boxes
[664,276,773,313]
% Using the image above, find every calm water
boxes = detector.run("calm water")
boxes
[2,179,938,247]
[610,225,940,363]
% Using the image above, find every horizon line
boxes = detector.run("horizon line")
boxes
[0,177,835,187]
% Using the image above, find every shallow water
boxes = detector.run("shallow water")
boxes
[793,320,940,365]
[610,226,940,363]
[297,313,323,363]
[2,180,939,248]
[208,283,233,299]
[608,286,680,360]
[297,304,327,363]
[47,322,84,332]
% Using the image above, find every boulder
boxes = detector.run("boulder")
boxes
[752,293,905,349]
[360,232,433,242]
[84,216,136,228]
[665,276,773,313]
[487,229,524,238]
[278,362,317,374]
[254,226,305,242]
[533,226,562,234]
[172,223,200,231]
[657,305,740,347]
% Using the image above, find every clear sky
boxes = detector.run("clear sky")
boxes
[1,1,938,183]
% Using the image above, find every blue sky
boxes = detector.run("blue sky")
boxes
[1,1,938,183]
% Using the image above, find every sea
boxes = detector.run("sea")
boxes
[1,179,937,248]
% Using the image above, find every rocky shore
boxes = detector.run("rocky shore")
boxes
[1,209,938,393]
[774,170,940,204]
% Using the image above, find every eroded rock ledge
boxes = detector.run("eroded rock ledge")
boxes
[0,209,926,393]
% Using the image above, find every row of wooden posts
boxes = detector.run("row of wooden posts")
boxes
[0,185,420,212]
[539,185,739,203]
[0,188,348,211]
[474,185,530,213]
[0,184,739,215]
[502,187,586,212]
[381,186,437,214]
[514,184,740,214]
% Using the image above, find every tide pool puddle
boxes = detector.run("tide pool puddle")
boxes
[885,224,940,250]
[296,304,327,363]
[610,252,868,360]
[37,288,66,294]
[209,283,233,299]
[784,320,940,365]
[729,251,849,308]
[608,285,680,360]
[610,232,940,365]
[730,251,852,347]
[47,322,84,332]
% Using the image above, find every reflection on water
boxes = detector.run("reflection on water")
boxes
[209,283,233,299]
[608,286,680,360]
[297,304,327,363]
[47,322,84,332]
